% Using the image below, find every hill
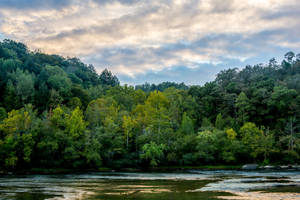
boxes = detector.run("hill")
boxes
[0,39,300,171]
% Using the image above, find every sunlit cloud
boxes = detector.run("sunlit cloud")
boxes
[0,0,299,84]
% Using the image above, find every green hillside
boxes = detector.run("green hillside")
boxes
[0,39,300,171]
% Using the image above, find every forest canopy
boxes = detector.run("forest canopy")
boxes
[0,39,300,170]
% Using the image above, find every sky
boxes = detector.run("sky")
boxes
[0,0,300,85]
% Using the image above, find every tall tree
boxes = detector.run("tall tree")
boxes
[99,69,120,86]
[236,92,251,124]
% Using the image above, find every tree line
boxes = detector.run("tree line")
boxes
[0,39,300,171]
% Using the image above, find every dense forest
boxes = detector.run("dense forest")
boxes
[0,39,300,171]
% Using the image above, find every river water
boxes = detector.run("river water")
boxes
[0,170,300,200]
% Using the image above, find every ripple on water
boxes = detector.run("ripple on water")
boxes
[187,170,300,200]
[0,170,300,200]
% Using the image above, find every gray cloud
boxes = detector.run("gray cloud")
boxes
[0,0,300,84]
[92,0,142,5]
[0,0,72,10]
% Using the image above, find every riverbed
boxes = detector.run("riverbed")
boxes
[0,170,299,200]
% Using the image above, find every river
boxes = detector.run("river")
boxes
[0,170,300,200]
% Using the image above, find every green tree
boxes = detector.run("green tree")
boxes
[236,92,251,124]
[84,136,102,167]
[271,86,297,116]
[0,107,36,169]
[85,97,118,128]
[255,131,276,164]
[239,122,275,162]
[201,117,212,128]
[181,112,194,135]
[215,113,225,130]
[68,97,82,109]
[279,117,300,163]
[122,115,135,148]
[226,128,237,140]
[10,68,35,105]
[143,91,171,143]
[4,80,17,110]
[43,65,72,97]
[196,130,221,163]
[99,69,120,86]
[141,142,165,167]
[97,116,123,166]
[65,107,87,138]
[0,107,7,121]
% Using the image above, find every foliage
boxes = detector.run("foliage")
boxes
[99,68,120,87]
[181,112,194,135]
[0,39,300,171]
[141,142,165,167]
[226,128,237,140]
[215,113,225,130]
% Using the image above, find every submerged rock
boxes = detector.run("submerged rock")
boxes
[263,165,276,169]
[242,164,258,170]
[291,165,300,170]
[280,165,291,169]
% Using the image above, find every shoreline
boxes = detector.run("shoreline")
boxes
[1,165,300,175]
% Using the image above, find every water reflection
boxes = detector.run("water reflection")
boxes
[0,170,299,200]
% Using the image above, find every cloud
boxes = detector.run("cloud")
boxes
[0,0,299,84]
[92,0,141,5]
[0,0,72,10]
[118,62,241,85]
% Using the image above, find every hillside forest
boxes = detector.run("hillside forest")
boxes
[0,39,300,171]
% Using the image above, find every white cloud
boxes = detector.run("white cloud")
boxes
[0,0,299,84]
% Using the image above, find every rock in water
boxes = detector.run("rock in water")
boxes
[263,165,276,169]
[242,164,258,170]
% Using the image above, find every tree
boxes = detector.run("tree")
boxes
[48,89,63,112]
[47,106,98,168]
[284,51,295,63]
[222,128,244,163]
[122,115,135,148]
[0,107,7,121]
[268,58,278,68]
[68,97,82,109]
[4,80,17,110]
[240,122,262,145]
[99,69,120,86]
[10,69,35,104]
[215,113,225,130]
[84,136,102,167]
[216,68,238,89]
[271,86,297,116]
[256,130,276,164]
[236,92,251,124]
[282,117,300,152]
[143,91,171,143]
[40,65,72,99]
[0,106,36,169]
[96,116,123,166]
[296,53,300,61]
[226,128,237,140]
[50,106,66,128]
[140,142,165,167]
[65,107,87,138]
[201,117,212,128]
[1,40,300,169]
[85,97,119,128]
[196,130,221,163]
[239,122,275,162]
[181,112,194,135]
